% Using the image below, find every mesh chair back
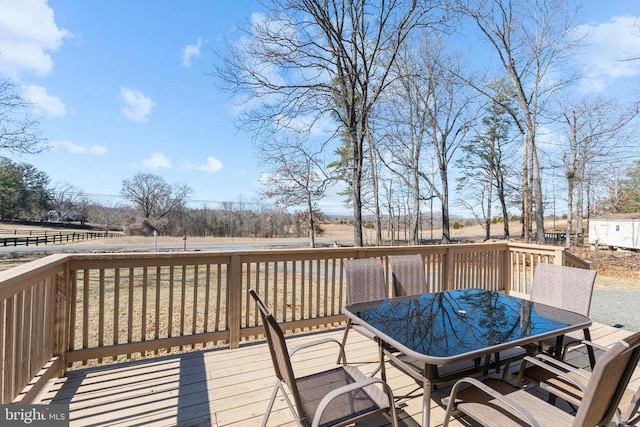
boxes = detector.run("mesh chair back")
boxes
[248,289,305,419]
[388,254,428,296]
[343,258,388,304]
[530,263,597,316]
[572,331,640,426]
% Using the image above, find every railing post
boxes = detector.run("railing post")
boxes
[55,263,71,375]
[502,244,513,293]
[228,255,242,349]
[554,249,565,265]
[444,246,455,290]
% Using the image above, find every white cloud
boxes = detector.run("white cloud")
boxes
[575,15,640,92]
[120,87,154,122]
[181,37,202,67]
[197,156,223,173]
[141,152,171,169]
[0,0,69,78]
[52,140,107,155]
[22,84,66,117]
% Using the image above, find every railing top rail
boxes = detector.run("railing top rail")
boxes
[60,243,518,266]
[504,242,566,251]
[0,253,67,300]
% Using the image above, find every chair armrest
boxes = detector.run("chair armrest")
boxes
[529,354,591,381]
[311,377,395,427]
[289,337,346,364]
[520,355,588,391]
[581,339,608,352]
[444,377,540,427]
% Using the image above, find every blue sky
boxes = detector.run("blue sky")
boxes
[1,1,639,216]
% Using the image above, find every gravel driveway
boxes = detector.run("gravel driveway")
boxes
[590,288,640,332]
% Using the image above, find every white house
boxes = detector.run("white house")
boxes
[588,214,640,250]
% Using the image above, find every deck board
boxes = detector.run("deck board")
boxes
[33,323,639,426]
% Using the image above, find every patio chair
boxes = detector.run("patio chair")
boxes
[530,263,598,366]
[498,263,598,379]
[516,338,640,425]
[388,254,428,296]
[442,330,640,427]
[337,257,388,364]
[249,289,398,427]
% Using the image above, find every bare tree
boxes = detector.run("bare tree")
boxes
[49,182,82,221]
[557,97,639,246]
[392,36,479,243]
[0,78,48,156]
[259,136,330,247]
[120,173,193,220]
[379,34,479,243]
[456,0,583,243]
[90,200,125,232]
[377,44,430,245]
[215,0,438,246]
[457,80,519,239]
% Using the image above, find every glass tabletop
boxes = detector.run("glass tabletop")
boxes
[345,288,591,361]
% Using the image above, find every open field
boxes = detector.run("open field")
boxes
[2,221,639,290]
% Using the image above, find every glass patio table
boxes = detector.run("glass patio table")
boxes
[343,288,592,427]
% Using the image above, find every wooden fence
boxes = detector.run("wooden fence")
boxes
[0,230,122,247]
[0,242,589,404]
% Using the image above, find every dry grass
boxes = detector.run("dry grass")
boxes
[3,221,638,291]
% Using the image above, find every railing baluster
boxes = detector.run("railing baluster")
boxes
[179,266,186,351]
[191,265,198,349]
[126,268,134,359]
[141,266,148,354]
[98,269,105,363]
[167,265,174,353]
[154,266,161,355]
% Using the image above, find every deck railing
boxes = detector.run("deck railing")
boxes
[0,241,589,404]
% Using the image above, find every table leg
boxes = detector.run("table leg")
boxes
[422,377,431,427]
[378,338,387,381]
[422,364,436,427]
[554,335,564,359]
[583,328,596,369]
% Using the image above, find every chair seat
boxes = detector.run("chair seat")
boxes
[449,378,574,427]
[391,346,529,387]
[522,359,640,418]
[522,364,588,405]
[390,353,490,387]
[297,365,391,427]
[249,288,398,427]
[444,332,640,427]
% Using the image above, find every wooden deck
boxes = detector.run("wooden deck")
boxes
[33,322,639,427]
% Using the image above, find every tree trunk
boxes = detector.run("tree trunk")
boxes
[497,176,510,239]
[351,130,364,247]
[486,140,495,241]
[307,195,316,248]
[576,169,585,245]
[440,166,451,243]
[523,132,530,242]
[566,173,574,249]
[367,130,382,245]
[532,140,545,244]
